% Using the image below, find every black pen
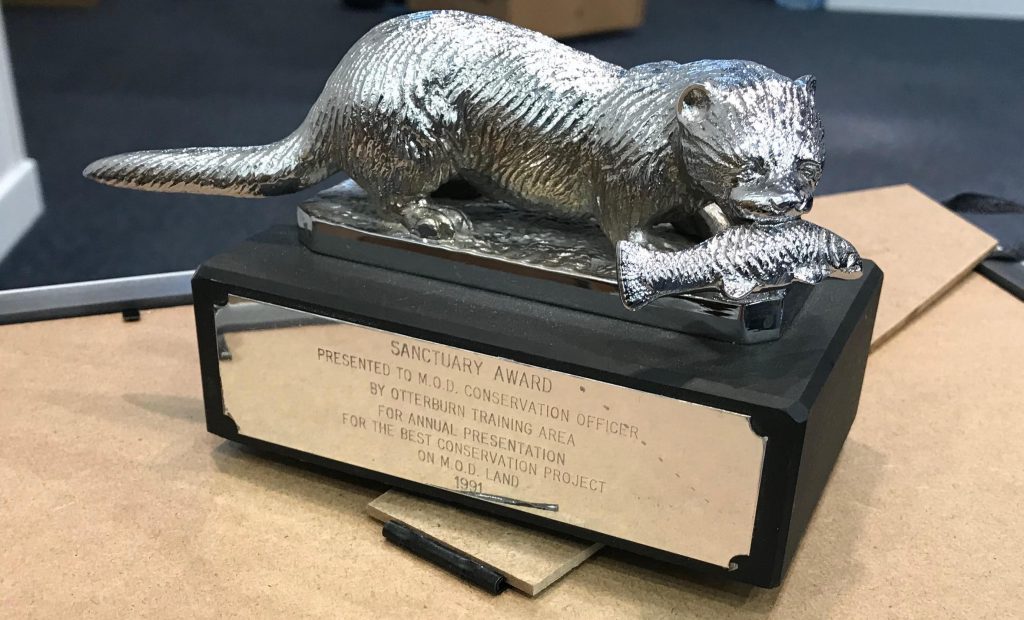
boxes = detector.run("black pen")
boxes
[382,520,508,595]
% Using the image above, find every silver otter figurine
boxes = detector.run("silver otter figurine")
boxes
[84,10,860,304]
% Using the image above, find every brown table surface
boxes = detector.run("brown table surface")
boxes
[2,273,1022,618]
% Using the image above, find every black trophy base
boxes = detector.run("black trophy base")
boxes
[192,226,882,588]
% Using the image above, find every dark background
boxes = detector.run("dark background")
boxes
[2,0,1022,289]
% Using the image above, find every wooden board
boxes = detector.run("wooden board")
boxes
[2,273,1022,616]
[368,490,602,595]
[807,184,996,347]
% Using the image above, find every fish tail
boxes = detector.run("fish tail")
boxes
[616,240,657,310]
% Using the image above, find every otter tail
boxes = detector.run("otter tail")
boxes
[83,102,341,198]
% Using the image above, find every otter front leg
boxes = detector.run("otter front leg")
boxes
[386,197,472,239]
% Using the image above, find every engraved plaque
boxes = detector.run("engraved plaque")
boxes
[217,296,766,568]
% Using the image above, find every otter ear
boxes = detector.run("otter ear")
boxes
[676,84,712,123]
[796,74,817,96]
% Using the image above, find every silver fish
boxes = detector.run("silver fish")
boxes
[617,220,862,309]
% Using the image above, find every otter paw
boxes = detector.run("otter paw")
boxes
[403,205,472,239]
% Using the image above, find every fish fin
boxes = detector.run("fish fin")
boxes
[722,276,758,300]
[616,241,656,310]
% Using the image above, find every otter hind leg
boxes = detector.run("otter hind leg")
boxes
[353,163,472,239]
[341,116,470,238]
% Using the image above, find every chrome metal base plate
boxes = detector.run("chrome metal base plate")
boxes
[297,181,806,343]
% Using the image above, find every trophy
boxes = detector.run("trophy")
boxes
[85,11,882,587]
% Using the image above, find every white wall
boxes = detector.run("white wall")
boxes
[0,7,44,263]
[826,0,1024,20]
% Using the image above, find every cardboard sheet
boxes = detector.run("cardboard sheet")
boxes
[807,184,996,347]
[368,490,602,595]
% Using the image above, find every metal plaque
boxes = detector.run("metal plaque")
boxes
[216,296,767,568]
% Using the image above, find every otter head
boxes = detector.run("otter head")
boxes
[675,69,824,223]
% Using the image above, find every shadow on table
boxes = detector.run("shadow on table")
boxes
[209,439,388,512]
[123,392,205,423]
